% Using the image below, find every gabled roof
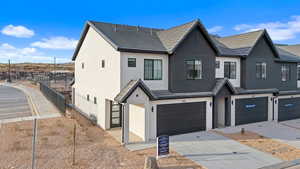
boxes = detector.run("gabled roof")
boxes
[212,78,237,96]
[156,19,219,55]
[277,44,300,56]
[275,47,300,63]
[72,19,219,60]
[114,79,155,103]
[214,30,279,57]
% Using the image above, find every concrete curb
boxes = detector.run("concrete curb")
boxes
[258,159,300,169]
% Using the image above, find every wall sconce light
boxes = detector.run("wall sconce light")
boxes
[232,100,234,105]
[136,94,139,97]
[275,100,277,104]
[210,102,212,107]
[151,106,154,112]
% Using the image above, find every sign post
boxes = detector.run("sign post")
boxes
[157,135,169,159]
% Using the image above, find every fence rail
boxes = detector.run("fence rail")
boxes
[39,82,66,114]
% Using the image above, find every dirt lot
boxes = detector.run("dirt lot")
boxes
[0,116,204,169]
[215,130,300,161]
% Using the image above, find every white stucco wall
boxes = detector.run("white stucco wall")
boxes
[230,94,273,126]
[216,57,241,87]
[129,104,145,140]
[74,27,121,129]
[120,52,169,90]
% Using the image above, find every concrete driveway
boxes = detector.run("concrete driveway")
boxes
[170,131,282,169]
[0,85,32,120]
[216,121,300,149]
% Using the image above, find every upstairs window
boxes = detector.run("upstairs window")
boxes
[186,60,202,80]
[87,94,90,101]
[128,58,136,67]
[297,65,300,81]
[281,64,290,82]
[216,61,220,69]
[224,62,236,79]
[256,62,267,80]
[144,59,162,80]
[101,60,105,68]
[81,62,84,69]
[94,97,97,104]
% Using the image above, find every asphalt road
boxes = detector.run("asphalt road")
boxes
[0,85,32,120]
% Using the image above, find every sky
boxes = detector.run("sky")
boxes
[1,0,300,63]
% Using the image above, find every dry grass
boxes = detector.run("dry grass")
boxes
[0,116,204,169]
[215,130,300,161]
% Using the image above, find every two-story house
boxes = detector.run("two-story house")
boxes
[71,19,300,144]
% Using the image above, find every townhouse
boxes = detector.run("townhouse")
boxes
[71,19,300,143]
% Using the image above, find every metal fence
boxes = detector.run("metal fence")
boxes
[39,82,66,114]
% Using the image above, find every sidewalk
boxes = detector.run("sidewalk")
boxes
[3,82,61,117]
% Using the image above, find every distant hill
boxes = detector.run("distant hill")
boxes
[0,62,74,73]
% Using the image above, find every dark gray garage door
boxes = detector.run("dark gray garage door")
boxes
[157,102,206,136]
[278,98,300,121]
[235,97,268,125]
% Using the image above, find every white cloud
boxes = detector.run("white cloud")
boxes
[31,36,78,50]
[0,43,70,63]
[233,15,300,41]
[1,25,34,38]
[208,26,223,33]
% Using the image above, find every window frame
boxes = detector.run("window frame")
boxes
[281,64,290,82]
[297,64,300,81]
[128,58,136,67]
[144,59,163,80]
[224,61,236,79]
[216,61,220,69]
[185,59,202,80]
[256,62,267,80]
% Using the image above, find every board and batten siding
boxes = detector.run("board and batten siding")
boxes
[74,26,121,129]
[120,52,169,90]
[216,57,241,87]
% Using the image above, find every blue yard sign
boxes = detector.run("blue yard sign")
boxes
[285,103,294,107]
[245,104,256,108]
[157,135,169,158]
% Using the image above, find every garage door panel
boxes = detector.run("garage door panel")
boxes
[278,98,300,121]
[157,102,206,136]
[235,97,268,125]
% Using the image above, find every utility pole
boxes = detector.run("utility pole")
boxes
[7,59,11,83]
[54,57,56,84]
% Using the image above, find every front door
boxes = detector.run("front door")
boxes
[110,101,122,128]
[225,97,231,126]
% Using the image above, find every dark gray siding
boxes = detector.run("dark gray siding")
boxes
[241,36,297,91]
[235,97,268,125]
[157,102,206,136]
[168,27,216,93]
[278,98,300,121]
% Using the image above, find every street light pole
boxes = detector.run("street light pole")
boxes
[7,59,11,83]
[54,57,56,84]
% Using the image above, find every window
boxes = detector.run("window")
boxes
[216,61,220,69]
[87,94,90,101]
[256,62,267,80]
[281,64,290,82]
[224,62,236,79]
[81,63,84,69]
[101,60,105,68]
[94,97,97,104]
[144,59,162,80]
[186,60,202,80]
[297,65,300,81]
[128,58,136,67]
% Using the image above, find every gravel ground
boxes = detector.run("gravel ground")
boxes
[215,130,300,161]
[0,116,204,169]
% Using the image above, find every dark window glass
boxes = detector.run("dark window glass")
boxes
[81,63,84,69]
[281,64,290,82]
[185,60,202,80]
[87,94,90,101]
[216,61,220,69]
[297,65,300,81]
[101,60,105,68]
[224,62,236,79]
[256,62,267,79]
[94,97,97,104]
[144,59,162,80]
[128,58,136,67]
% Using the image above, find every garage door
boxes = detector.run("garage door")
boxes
[278,98,300,121]
[235,97,268,125]
[157,102,206,136]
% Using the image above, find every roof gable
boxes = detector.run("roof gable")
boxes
[157,19,219,55]
[212,78,237,96]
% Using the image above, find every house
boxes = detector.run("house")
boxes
[71,19,300,144]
